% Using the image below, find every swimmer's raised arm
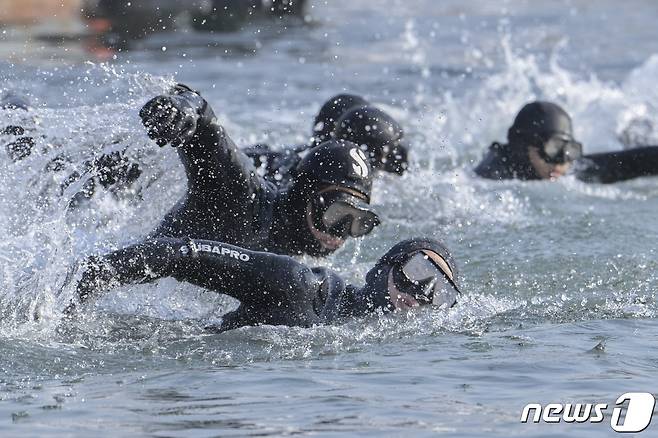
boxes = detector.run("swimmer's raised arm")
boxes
[139,84,260,204]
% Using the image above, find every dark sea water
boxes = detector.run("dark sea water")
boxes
[1,1,657,436]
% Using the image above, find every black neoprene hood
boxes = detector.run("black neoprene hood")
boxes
[334,105,409,174]
[293,139,374,201]
[507,101,574,145]
[356,237,460,313]
[312,94,369,146]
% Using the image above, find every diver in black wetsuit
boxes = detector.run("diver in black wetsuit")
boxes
[1,92,142,206]
[474,101,658,183]
[70,236,461,332]
[244,93,367,184]
[243,94,410,187]
[138,84,380,257]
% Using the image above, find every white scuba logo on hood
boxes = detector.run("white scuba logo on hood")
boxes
[349,147,369,178]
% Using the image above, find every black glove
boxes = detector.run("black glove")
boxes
[62,256,110,315]
[139,85,206,147]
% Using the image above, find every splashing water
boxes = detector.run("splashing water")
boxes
[0,0,657,436]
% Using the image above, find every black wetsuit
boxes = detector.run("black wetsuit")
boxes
[72,236,458,331]
[141,87,371,257]
[76,238,365,332]
[146,96,282,247]
[242,96,409,187]
[474,143,658,183]
[574,147,658,183]
[243,143,305,188]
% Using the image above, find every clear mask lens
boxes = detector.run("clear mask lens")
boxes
[402,252,439,284]
[543,135,583,163]
[398,252,459,308]
[313,191,380,238]
[430,275,459,308]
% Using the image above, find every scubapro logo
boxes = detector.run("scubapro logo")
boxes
[349,147,369,178]
[521,392,656,433]
[190,241,250,261]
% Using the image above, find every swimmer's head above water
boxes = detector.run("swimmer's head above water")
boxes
[351,237,461,314]
[290,139,380,255]
[509,101,582,179]
[476,101,583,180]
[311,94,410,176]
[311,93,369,146]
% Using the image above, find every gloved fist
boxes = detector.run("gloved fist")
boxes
[139,94,199,147]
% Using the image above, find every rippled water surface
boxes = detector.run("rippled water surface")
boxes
[1,1,657,436]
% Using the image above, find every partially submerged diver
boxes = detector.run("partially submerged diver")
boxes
[474,101,658,183]
[1,92,142,208]
[138,84,380,257]
[243,93,410,187]
[68,237,461,332]
[61,151,142,209]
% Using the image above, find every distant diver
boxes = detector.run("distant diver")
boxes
[137,84,380,257]
[68,237,461,332]
[83,0,309,49]
[474,101,658,183]
[243,93,410,187]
